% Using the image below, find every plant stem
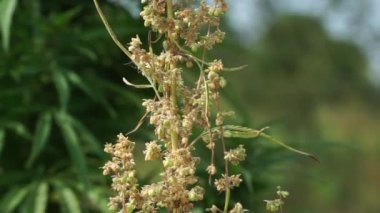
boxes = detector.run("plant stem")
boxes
[170,70,178,151]
[167,0,174,19]
[218,100,230,213]
[224,188,231,213]
[166,0,178,151]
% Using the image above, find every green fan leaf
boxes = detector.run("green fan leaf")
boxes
[0,128,5,157]
[0,185,30,213]
[19,181,49,213]
[26,112,52,168]
[0,0,18,52]
[53,181,81,213]
[0,171,33,187]
[4,121,32,139]
[65,114,104,158]
[66,70,116,117]
[87,187,109,212]
[33,182,49,213]
[54,111,89,187]
[52,69,70,110]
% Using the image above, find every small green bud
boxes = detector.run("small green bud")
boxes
[186,61,193,68]
[213,8,223,16]
[207,71,218,80]
[188,186,204,201]
[163,158,174,168]
[219,77,227,88]
[191,45,198,52]
[208,82,216,90]
[163,40,169,50]
[126,202,135,213]
[215,113,223,126]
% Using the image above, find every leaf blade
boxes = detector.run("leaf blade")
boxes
[54,111,89,187]
[53,181,81,213]
[52,69,70,110]
[34,182,49,213]
[0,0,18,51]
[66,71,116,117]
[66,114,104,158]
[26,112,52,168]
[212,125,319,162]
[4,121,32,139]
[0,128,5,157]
[0,185,30,213]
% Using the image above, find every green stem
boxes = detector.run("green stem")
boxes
[93,0,161,100]
[170,70,178,150]
[224,188,231,213]
[93,0,132,58]
[167,0,174,19]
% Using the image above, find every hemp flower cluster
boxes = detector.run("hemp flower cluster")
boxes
[96,0,251,212]
[264,186,290,212]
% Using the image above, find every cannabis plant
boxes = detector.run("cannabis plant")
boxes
[94,0,316,212]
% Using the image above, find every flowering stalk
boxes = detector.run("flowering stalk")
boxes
[94,0,317,212]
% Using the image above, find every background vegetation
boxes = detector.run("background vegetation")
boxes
[1,0,379,212]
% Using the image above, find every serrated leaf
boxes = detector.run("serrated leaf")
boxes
[0,185,30,213]
[26,112,52,168]
[33,182,49,213]
[52,69,70,110]
[0,0,18,52]
[0,128,5,157]
[53,181,81,213]
[54,111,89,187]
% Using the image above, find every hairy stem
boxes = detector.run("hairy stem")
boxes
[170,70,178,151]
[218,100,230,213]
[167,0,174,19]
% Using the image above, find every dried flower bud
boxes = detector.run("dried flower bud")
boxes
[219,77,227,88]
[208,60,223,72]
[143,141,162,161]
[229,202,248,213]
[264,199,283,212]
[206,205,221,213]
[214,174,242,192]
[104,143,113,154]
[224,145,246,165]
[131,36,142,46]
[276,186,289,198]
[188,186,205,201]
[206,164,217,175]
[207,71,218,80]
[186,60,193,68]
[215,112,223,126]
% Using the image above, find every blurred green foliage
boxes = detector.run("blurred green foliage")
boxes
[219,14,380,213]
[1,0,379,213]
[0,0,149,212]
